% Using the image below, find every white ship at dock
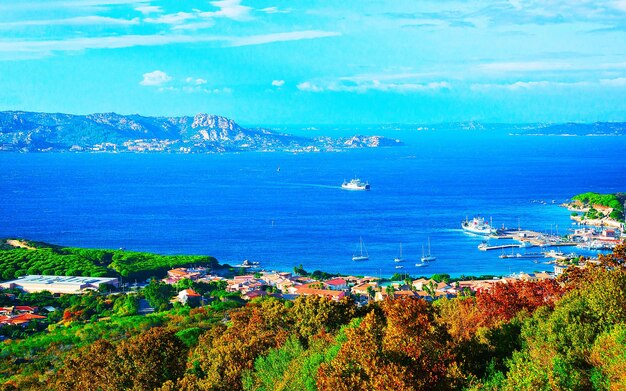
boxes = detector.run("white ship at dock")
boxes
[462,216,496,236]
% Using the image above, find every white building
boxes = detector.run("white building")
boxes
[0,275,119,294]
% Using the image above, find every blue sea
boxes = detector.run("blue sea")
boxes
[1,129,624,278]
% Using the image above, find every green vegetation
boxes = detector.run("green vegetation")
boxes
[572,192,625,222]
[0,241,218,281]
[293,264,342,280]
[2,242,626,390]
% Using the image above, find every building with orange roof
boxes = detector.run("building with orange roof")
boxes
[0,313,46,326]
[177,288,202,306]
[351,282,378,296]
[293,286,346,302]
[324,278,348,290]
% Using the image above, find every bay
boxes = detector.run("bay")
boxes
[1,129,624,277]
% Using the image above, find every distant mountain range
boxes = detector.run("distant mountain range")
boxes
[504,122,626,136]
[0,111,402,153]
[375,121,626,135]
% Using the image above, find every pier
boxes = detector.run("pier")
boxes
[478,243,522,251]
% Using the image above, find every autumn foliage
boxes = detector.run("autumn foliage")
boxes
[5,243,626,390]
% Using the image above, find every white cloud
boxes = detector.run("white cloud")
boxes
[471,80,592,90]
[508,0,523,11]
[479,60,626,75]
[140,70,171,86]
[144,12,196,25]
[135,5,162,14]
[614,0,626,11]
[201,0,252,21]
[0,15,139,28]
[0,30,340,59]
[297,79,450,93]
[260,7,290,14]
[185,77,208,85]
[181,86,232,94]
[271,79,285,87]
[0,34,223,57]
[229,30,340,46]
[0,0,149,11]
[480,61,574,72]
[172,21,215,30]
[600,77,626,86]
[297,81,324,92]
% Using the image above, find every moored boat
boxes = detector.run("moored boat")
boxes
[420,237,436,262]
[394,243,404,262]
[352,237,369,261]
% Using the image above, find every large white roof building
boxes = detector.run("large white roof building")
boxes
[0,275,119,294]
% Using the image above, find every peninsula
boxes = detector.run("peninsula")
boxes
[564,192,626,228]
[0,111,402,153]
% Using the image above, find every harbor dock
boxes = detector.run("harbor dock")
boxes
[478,243,523,251]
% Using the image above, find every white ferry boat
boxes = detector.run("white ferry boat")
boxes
[462,216,496,236]
[341,178,370,191]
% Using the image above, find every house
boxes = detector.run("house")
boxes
[293,286,346,302]
[324,278,348,291]
[534,272,555,280]
[602,229,616,238]
[243,290,268,300]
[518,272,538,282]
[0,306,38,315]
[226,275,267,294]
[0,313,46,327]
[554,264,568,276]
[412,278,432,291]
[351,282,378,296]
[375,290,418,301]
[275,279,295,293]
[177,289,202,306]
[415,291,434,301]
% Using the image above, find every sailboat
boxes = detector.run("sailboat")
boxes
[394,243,404,262]
[420,237,436,262]
[352,237,369,261]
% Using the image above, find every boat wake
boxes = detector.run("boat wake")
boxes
[265,181,340,190]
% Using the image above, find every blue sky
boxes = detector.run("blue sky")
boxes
[0,0,625,124]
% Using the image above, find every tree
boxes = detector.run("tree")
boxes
[143,280,175,310]
[290,295,356,343]
[385,284,395,298]
[318,298,452,390]
[181,299,293,390]
[366,286,375,303]
[55,328,187,391]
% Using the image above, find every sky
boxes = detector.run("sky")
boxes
[0,0,625,125]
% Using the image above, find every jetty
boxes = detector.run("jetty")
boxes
[478,243,522,251]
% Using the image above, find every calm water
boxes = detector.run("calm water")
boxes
[1,131,624,277]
